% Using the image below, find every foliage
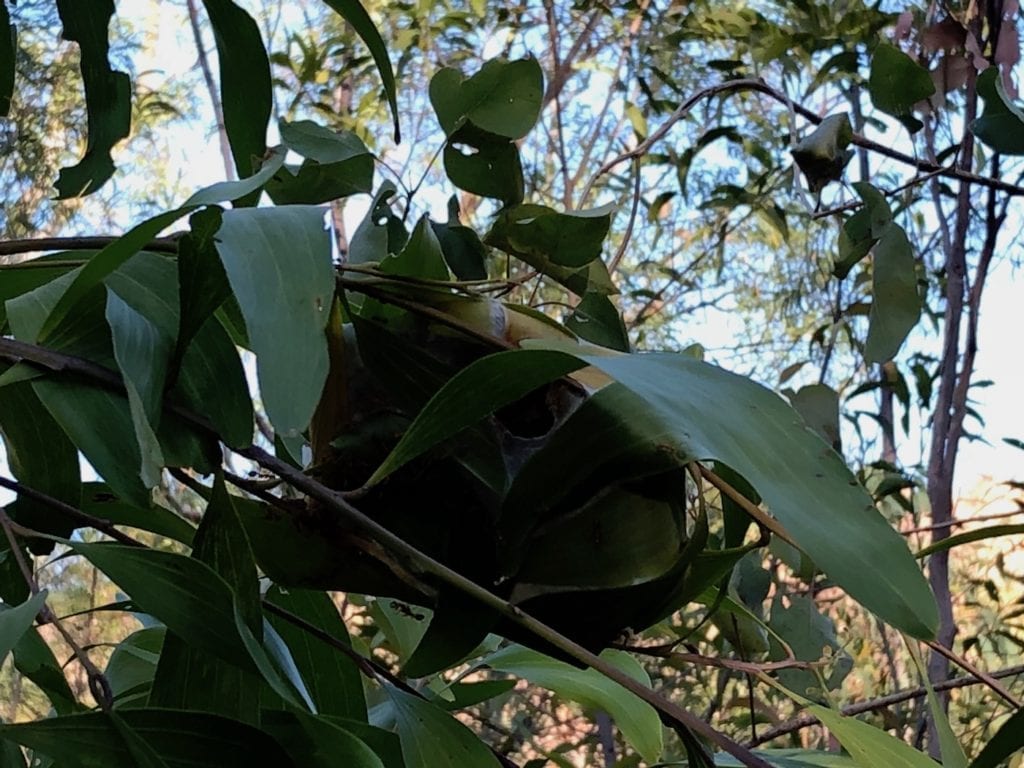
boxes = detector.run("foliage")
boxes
[0,2,1022,768]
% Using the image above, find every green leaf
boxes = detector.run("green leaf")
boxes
[200,0,271,184]
[367,349,585,485]
[486,645,663,763]
[0,3,13,118]
[969,705,1024,768]
[150,475,262,721]
[430,58,543,140]
[174,207,229,373]
[320,0,399,142]
[0,718,27,768]
[768,595,851,701]
[0,382,81,550]
[906,641,967,768]
[566,293,630,351]
[261,710,384,768]
[0,592,47,667]
[442,130,525,206]
[183,147,285,206]
[434,679,516,710]
[348,182,407,264]
[403,590,497,678]
[0,253,79,330]
[809,704,942,768]
[80,483,195,545]
[487,203,613,269]
[868,44,934,132]
[70,541,256,672]
[384,684,501,768]
[53,0,131,197]
[104,627,164,706]
[431,200,488,281]
[914,524,1024,559]
[265,586,367,720]
[971,67,1024,154]
[0,709,297,768]
[787,384,840,450]
[213,206,334,437]
[865,223,920,363]
[714,749,857,766]
[529,345,939,639]
[268,121,373,204]
[380,216,450,282]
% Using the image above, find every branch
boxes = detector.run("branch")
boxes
[0,337,773,768]
[747,663,1024,747]
[0,236,180,257]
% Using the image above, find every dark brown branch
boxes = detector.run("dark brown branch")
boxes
[747,663,1024,747]
[0,236,180,257]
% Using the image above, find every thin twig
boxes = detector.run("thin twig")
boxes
[747,663,1024,747]
[607,158,642,276]
[0,235,181,257]
[925,640,1021,708]
[697,464,797,547]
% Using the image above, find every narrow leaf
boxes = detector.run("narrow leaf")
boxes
[969,705,1024,768]
[0,591,47,666]
[810,704,944,767]
[915,524,1024,559]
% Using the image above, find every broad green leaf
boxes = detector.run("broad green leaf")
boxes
[320,0,399,141]
[865,223,919,363]
[384,684,501,768]
[321,717,406,768]
[434,679,516,711]
[486,645,663,763]
[430,58,543,140]
[487,203,613,269]
[70,541,256,672]
[0,591,46,666]
[150,475,262,721]
[868,44,934,132]
[0,709,296,768]
[80,483,195,545]
[213,206,334,437]
[791,113,854,192]
[852,181,893,238]
[566,292,630,351]
[969,705,1024,768]
[265,586,367,720]
[367,349,585,485]
[0,3,13,117]
[810,704,941,768]
[268,121,373,204]
[348,182,407,264]
[280,119,370,163]
[971,67,1024,155]
[914,524,1024,559]
[403,589,497,678]
[105,627,164,707]
[0,382,80,549]
[768,595,851,700]
[379,216,449,282]
[441,131,525,206]
[261,710,384,768]
[533,346,939,639]
[368,600,430,663]
[53,0,130,198]
[12,623,78,714]
[109,712,171,768]
[0,253,80,329]
[787,384,840,449]
[200,0,271,185]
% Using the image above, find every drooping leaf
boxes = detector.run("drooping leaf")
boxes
[810,704,944,768]
[0,382,80,550]
[0,709,296,768]
[868,44,934,132]
[486,645,663,763]
[0,3,13,117]
[53,0,131,197]
[969,705,1024,768]
[971,66,1024,155]
[914,524,1024,559]
[150,474,262,722]
[265,586,367,720]
[905,641,967,768]
[320,0,399,141]
[213,206,334,437]
[865,223,920,363]
[383,684,501,768]
[12,622,78,714]
[200,0,272,186]
[519,345,938,639]
[430,199,488,280]
[430,58,543,140]
[0,591,47,667]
